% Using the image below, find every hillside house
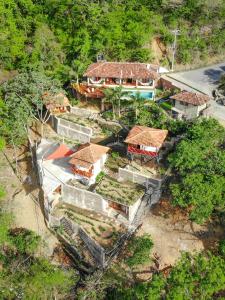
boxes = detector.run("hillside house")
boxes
[125,126,168,158]
[83,62,160,100]
[170,91,210,120]
[43,92,71,114]
[69,143,110,185]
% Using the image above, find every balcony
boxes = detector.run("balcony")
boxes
[127,145,158,157]
[72,166,93,178]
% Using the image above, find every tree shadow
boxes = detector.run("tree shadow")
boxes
[204,68,224,84]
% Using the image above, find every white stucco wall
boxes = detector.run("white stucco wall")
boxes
[74,154,108,185]
[175,100,207,119]
[140,145,157,152]
[62,184,109,214]
[128,197,142,223]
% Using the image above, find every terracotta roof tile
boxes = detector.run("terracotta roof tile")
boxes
[69,143,110,169]
[170,91,210,106]
[125,126,168,148]
[84,62,159,80]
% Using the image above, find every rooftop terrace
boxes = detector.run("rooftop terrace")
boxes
[95,175,144,206]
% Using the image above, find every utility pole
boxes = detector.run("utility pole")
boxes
[171,29,180,72]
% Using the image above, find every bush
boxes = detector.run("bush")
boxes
[111,152,120,159]
[96,171,106,183]
[125,234,153,267]
[102,111,114,121]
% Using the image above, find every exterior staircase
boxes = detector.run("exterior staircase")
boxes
[60,217,74,237]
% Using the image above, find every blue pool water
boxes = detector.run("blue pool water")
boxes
[123,89,154,100]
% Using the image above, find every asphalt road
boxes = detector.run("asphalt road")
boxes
[168,62,225,124]
[168,61,225,96]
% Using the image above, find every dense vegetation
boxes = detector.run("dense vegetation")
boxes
[1,0,225,80]
[169,118,225,223]
[108,251,225,300]
[0,177,75,299]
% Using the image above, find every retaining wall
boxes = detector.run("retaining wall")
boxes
[50,115,91,143]
[61,184,108,214]
[79,226,105,267]
[58,216,105,267]
[119,167,163,186]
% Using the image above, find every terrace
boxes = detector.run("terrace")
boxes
[58,113,119,140]
[125,160,163,179]
[95,175,144,206]
[53,203,125,250]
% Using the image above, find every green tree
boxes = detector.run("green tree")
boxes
[130,92,145,120]
[169,118,225,223]
[103,86,130,119]
[109,252,225,300]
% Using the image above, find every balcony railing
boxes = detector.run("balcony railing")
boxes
[128,145,158,157]
[72,166,93,178]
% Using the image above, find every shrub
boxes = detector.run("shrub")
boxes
[125,234,153,267]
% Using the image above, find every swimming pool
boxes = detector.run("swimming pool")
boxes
[123,89,154,100]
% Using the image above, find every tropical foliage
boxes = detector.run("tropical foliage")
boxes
[169,118,225,223]
[1,0,225,79]
[109,252,225,300]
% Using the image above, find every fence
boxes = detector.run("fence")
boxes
[50,115,91,143]
[61,184,108,214]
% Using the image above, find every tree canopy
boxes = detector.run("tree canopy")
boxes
[169,118,225,223]
[109,252,225,300]
[1,0,225,79]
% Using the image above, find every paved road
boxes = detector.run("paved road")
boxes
[168,62,225,124]
[168,62,225,96]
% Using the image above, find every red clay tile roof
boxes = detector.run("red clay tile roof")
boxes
[170,91,210,106]
[84,62,159,80]
[69,143,110,169]
[125,126,168,148]
[45,144,74,160]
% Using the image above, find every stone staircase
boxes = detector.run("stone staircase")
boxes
[60,217,74,237]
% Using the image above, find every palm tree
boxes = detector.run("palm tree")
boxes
[103,86,130,119]
[130,92,145,119]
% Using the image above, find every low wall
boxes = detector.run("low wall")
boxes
[50,115,91,143]
[118,167,149,186]
[59,118,92,135]
[61,184,108,214]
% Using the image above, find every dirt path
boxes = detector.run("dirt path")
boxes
[0,151,58,257]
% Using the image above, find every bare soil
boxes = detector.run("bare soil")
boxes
[0,149,58,257]
[135,200,224,280]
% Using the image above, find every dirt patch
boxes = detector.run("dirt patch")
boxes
[137,200,224,276]
[0,151,58,257]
